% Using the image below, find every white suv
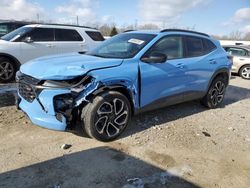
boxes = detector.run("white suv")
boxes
[0,24,104,82]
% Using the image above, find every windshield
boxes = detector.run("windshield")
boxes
[87,33,156,59]
[1,26,33,41]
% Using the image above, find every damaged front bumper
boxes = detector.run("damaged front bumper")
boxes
[16,72,97,131]
[18,88,71,131]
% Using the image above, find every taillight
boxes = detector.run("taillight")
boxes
[227,55,233,64]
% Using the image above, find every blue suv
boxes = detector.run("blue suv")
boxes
[16,29,232,141]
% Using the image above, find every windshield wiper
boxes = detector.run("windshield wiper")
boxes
[87,54,109,58]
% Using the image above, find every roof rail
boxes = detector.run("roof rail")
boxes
[37,23,97,30]
[160,29,209,37]
[123,30,135,33]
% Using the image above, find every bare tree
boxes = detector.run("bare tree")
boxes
[229,31,243,40]
[243,32,250,41]
[138,24,159,30]
[98,24,113,36]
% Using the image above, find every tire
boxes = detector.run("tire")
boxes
[201,76,227,109]
[81,91,131,142]
[0,57,17,83]
[239,65,250,80]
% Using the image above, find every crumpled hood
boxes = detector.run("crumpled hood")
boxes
[20,53,123,80]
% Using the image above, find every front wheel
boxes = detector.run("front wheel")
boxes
[81,91,131,142]
[239,65,250,80]
[201,76,227,109]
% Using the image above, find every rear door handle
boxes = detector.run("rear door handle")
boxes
[176,63,184,69]
[239,59,245,61]
[209,59,217,64]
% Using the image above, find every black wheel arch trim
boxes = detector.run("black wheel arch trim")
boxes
[206,68,230,93]
[91,84,135,114]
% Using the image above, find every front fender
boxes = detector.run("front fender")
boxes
[74,78,139,111]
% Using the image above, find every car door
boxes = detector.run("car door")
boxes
[55,28,88,54]
[19,28,58,63]
[139,35,188,108]
[179,36,218,99]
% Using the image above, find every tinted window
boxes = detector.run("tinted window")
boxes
[203,39,216,53]
[55,29,83,41]
[147,36,184,60]
[0,24,8,36]
[1,26,33,41]
[86,31,105,41]
[227,48,248,57]
[185,36,204,57]
[24,28,54,42]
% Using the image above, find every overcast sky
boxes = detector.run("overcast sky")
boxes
[1,0,250,35]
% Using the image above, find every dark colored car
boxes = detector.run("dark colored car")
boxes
[0,20,35,37]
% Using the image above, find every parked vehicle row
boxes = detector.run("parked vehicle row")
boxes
[0,24,104,82]
[16,29,232,141]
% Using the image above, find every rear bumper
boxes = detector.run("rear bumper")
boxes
[17,89,70,131]
[231,65,238,73]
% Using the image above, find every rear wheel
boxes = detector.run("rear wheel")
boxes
[201,76,227,109]
[81,91,131,142]
[0,57,17,83]
[239,65,250,80]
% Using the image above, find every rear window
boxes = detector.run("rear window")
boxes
[85,31,105,41]
[55,29,83,41]
[185,36,204,57]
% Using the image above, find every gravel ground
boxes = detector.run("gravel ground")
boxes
[0,76,249,188]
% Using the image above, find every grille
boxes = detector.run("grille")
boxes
[16,71,41,85]
[18,83,36,103]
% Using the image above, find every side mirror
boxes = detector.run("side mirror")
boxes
[23,37,33,43]
[141,52,167,63]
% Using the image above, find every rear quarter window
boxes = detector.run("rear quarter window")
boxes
[85,31,105,41]
[203,39,216,53]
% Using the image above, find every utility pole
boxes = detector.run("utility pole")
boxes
[76,16,79,25]
[134,19,138,30]
[37,13,40,22]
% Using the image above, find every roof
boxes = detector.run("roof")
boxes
[126,29,210,37]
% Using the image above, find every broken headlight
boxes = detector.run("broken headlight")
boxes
[42,76,92,91]
[54,94,74,112]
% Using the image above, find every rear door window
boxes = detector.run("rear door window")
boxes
[185,36,204,57]
[85,31,105,41]
[55,29,83,41]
